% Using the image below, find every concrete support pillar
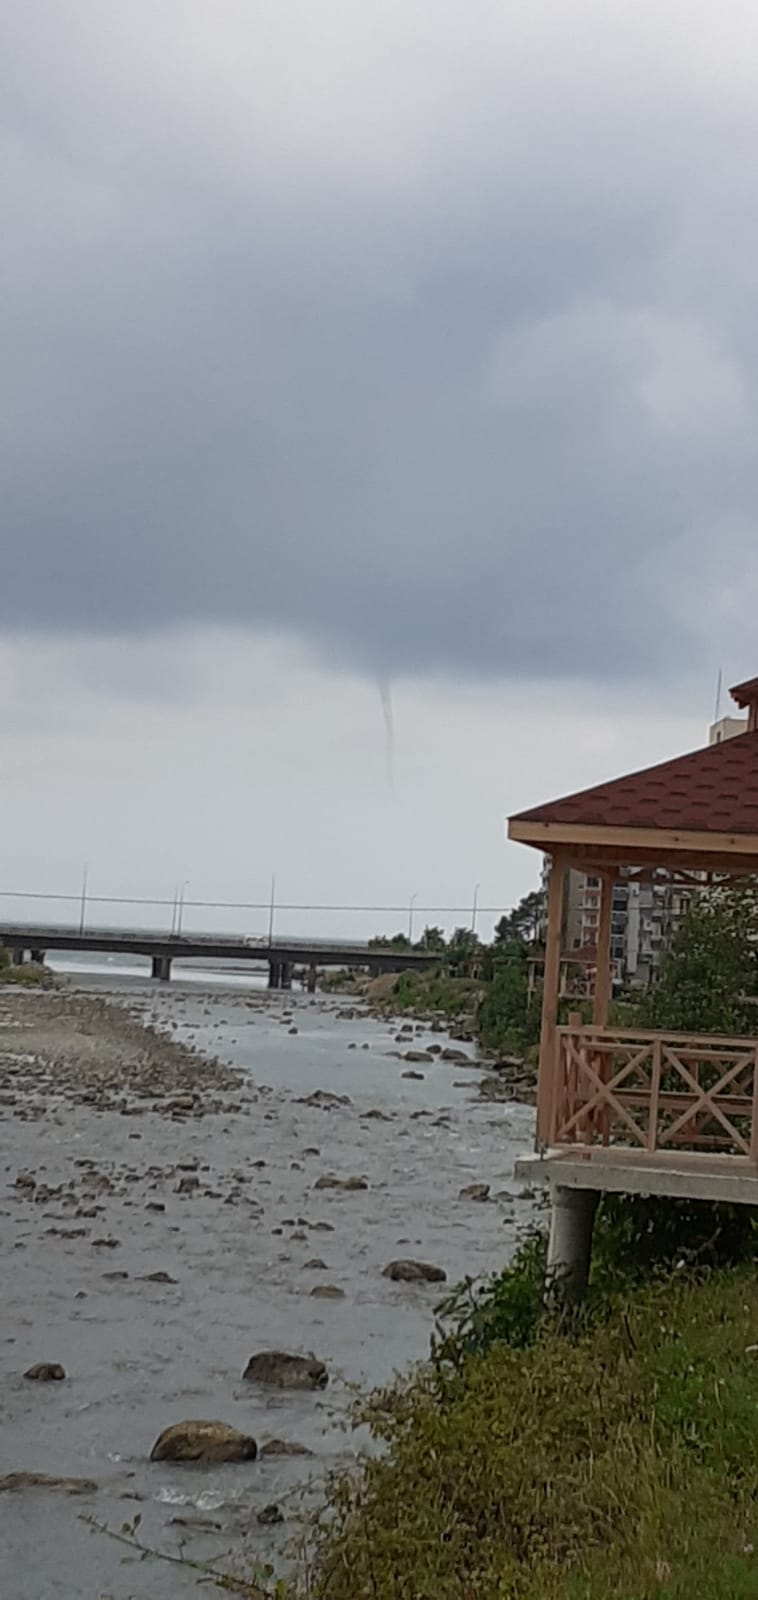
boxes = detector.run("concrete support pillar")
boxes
[268,961,281,990]
[546,1185,598,1304]
[281,962,293,991]
[30,949,45,965]
[307,965,317,994]
[151,955,172,982]
[12,949,26,966]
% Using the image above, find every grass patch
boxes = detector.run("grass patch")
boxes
[296,1270,758,1600]
[1,963,51,986]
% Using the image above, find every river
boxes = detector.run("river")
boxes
[0,964,537,1598]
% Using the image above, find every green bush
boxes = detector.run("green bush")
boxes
[389,970,482,1020]
[435,1193,758,1362]
[296,1271,758,1600]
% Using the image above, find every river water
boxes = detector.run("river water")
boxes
[1,966,537,1599]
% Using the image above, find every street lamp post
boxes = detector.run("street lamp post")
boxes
[79,863,88,936]
[471,882,480,936]
[268,874,276,945]
[408,892,417,944]
[176,881,190,937]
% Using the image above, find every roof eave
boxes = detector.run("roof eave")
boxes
[508,817,758,867]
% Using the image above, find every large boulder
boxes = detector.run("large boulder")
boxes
[24,1363,65,1381]
[382,1259,447,1284]
[243,1351,328,1390]
[150,1421,258,1464]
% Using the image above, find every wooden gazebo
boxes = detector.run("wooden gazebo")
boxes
[507,677,758,1293]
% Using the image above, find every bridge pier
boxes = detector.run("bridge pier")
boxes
[151,955,172,982]
[307,964,317,994]
[268,960,293,990]
[12,949,26,966]
[30,949,45,964]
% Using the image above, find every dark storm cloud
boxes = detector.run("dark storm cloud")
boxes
[3,1,758,683]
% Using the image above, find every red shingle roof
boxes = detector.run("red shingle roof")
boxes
[511,731,758,835]
[731,677,758,710]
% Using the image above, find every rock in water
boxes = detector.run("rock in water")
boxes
[259,1438,314,1458]
[150,1421,258,1464]
[313,1175,368,1192]
[257,1503,284,1525]
[24,1363,66,1381]
[295,1090,351,1110]
[382,1259,447,1284]
[310,1284,345,1299]
[0,1472,96,1494]
[458,1183,491,1202]
[243,1351,328,1390]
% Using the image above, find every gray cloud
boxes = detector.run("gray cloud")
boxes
[3,1,758,685]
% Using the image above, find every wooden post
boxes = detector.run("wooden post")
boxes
[593,871,614,1027]
[537,851,567,1148]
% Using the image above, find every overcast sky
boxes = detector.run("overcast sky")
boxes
[2,1,758,938]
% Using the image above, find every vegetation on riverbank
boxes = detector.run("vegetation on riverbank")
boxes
[0,948,51,986]
[341,880,758,1069]
[294,1266,758,1600]
[273,886,758,1600]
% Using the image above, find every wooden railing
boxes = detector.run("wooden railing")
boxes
[551,1026,758,1158]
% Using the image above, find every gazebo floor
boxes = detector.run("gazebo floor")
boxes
[516,1145,758,1206]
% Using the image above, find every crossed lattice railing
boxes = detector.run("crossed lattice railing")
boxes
[551,1026,758,1158]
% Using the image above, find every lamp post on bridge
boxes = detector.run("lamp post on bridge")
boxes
[176,881,190,937]
[471,882,480,936]
[79,863,88,935]
[408,892,417,944]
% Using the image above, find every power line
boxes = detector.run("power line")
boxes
[0,888,506,916]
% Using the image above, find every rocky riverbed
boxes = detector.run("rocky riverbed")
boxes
[0,976,537,1599]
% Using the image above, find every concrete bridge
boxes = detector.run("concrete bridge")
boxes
[0,923,440,989]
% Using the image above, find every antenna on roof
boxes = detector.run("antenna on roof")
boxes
[714,667,723,724]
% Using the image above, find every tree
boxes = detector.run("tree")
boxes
[494,890,543,949]
[369,933,412,950]
[446,926,480,975]
[417,925,446,952]
[477,943,539,1055]
[644,882,758,1035]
